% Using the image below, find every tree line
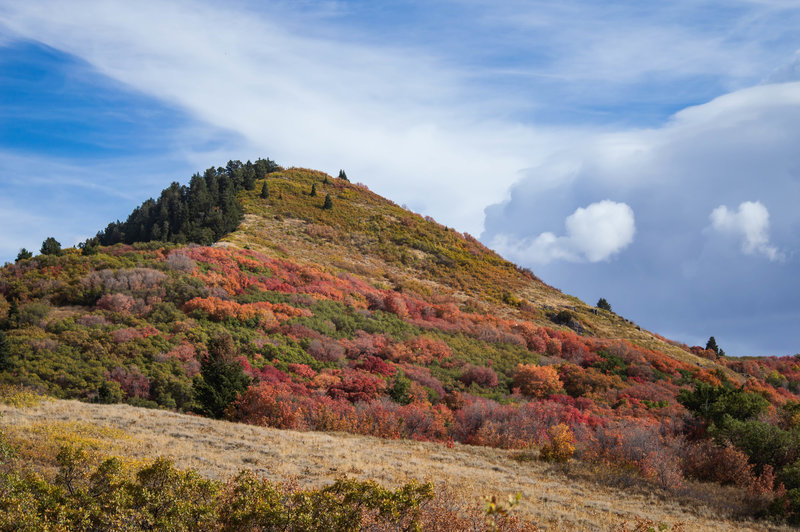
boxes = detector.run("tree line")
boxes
[94,158,279,246]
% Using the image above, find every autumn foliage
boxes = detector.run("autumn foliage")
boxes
[6,163,800,525]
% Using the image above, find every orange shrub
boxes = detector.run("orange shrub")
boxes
[513,364,563,399]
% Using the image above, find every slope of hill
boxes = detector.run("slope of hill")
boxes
[1,397,788,531]
[3,161,800,526]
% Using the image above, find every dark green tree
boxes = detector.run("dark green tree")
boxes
[15,248,32,262]
[260,181,269,199]
[79,238,100,256]
[390,372,413,405]
[678,382,768,426]
[40,237,62,256]
[242,161,256,190]
[596,298,612,312]
[6,300,18,329]
[706,336,725,356]
[0,330,10,371]
[338,169,349,181]
[310,183,317,197]
[193,333,250,419]
[322,193,333,210]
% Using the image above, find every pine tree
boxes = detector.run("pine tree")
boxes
[338,169,349,181]
[7,300,18,329]
[40,237,62,256]
[260,181,269,199]
[0,330,10,371]
[310,183,317,196]
[193,333,250,419]
[323,193,333,210]
[596,298,612,312]
[15,248,32,262]
[705,336,724,356]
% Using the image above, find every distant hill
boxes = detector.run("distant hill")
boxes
[3,161,800,525]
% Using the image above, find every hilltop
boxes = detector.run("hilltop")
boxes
[3,161,800,527]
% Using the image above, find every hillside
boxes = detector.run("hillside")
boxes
[1,397,789,531]
[3,161,800,527]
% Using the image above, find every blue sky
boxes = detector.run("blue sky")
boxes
[2,0,800,356]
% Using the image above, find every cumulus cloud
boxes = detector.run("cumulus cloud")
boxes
[709,201,782,261]
[483,81,800,354]
[493,200,635,264]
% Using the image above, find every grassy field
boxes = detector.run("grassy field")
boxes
[1,398,788,531]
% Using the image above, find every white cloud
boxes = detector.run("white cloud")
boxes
[482,80,800,354]
[0,0,566,236]
[492,200,635,264]
[709,201,782,261]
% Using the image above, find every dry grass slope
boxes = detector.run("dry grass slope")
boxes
[1,399,788,531]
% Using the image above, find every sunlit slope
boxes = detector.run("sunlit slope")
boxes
[1,398,780,532]
[223,168,722,372]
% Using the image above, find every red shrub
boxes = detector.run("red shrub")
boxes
[357,355,396,376]
[96,293,135,313]
[460,365,499,388]
[107,365,150,398]
[328,370,387,403]
[288,363,317,380]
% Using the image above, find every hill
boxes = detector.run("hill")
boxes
[3,161,800,527]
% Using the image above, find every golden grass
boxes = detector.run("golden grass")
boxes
[0,384,49,408]
[1,399,789,531]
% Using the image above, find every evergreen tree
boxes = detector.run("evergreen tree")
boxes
[193,333,250,418]
[338,169,349,181]
[0,330,9,371]
[260,181,269,199]
[7,300,18,329]
[242,161,256,190]
[596,298,612,312]
[15,248,32,262]
[323,193,333,210]
[390,372,413,405]
[706,336,725,357]
[79,238,100,256]
[40,237,62,256]
[310,183,317,197]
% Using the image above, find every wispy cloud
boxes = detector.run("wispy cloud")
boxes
[0,0,564,236]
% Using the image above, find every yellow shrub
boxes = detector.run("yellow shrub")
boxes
[540,423,575,462]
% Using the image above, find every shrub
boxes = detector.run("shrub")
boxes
[328,370,387,403]
[513,364,562,398]
[460,365,499,388]
[540,424,575,462]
